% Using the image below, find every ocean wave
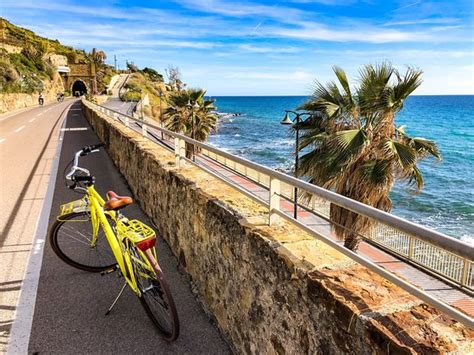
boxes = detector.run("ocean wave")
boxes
[214,111,243,119]
[460,235,474,246]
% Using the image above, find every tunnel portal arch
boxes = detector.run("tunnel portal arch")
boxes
[72,80,88,96]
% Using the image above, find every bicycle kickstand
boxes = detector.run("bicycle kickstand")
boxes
[105,282,127,316]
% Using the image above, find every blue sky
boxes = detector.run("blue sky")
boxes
[3,0,473,95]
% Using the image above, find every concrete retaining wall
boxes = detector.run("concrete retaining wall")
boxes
[83,102,473,354]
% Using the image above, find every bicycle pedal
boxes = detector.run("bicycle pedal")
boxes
[100,265,118,276]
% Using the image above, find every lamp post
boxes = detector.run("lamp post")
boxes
[280,110,311,219]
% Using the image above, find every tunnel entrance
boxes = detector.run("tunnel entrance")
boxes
[72,80,87,96]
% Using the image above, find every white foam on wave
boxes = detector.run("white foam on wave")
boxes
[460,234,474,246]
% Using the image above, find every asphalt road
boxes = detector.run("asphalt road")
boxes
[103,97,137,116]
[25,101,231,353]
[0,99,71,351]
[103,98,137,116]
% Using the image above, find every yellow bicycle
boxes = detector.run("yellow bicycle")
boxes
[49,143,179,341]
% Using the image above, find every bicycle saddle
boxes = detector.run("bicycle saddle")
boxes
[104,191,133,211]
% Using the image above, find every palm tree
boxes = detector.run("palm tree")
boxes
[296,63,441,250]
[164,88,217,156]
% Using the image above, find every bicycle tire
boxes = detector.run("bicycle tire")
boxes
[130,247,180,341]
[49,212,116,272]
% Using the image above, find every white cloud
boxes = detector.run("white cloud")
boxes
[266,23,434,43]
[384,17,459,26]
[239,44,300,53]
[175,0,307,22]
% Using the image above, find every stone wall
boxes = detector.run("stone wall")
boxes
[83,102,473,354]
[0,75,64,113]
[47,54,68,67]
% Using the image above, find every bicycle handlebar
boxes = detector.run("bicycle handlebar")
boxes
[66,143,104,183]
[80,143,105,156]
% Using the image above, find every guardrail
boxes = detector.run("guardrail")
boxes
[84,99,474,328]
[201,149,474,290]
[117,74,130,101]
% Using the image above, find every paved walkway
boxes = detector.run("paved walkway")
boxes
[110,107,473,319]
[103,74,137,116]
[7,101,230,353]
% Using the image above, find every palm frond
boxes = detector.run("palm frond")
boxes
[333,66,352,99]
[361,160,392,186]
[411,137,441,160]
[408,165,424,190]
[331,128,367,152]
[384,140,417,168]
[390,67,423,109]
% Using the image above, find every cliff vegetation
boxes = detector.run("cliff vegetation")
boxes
[0,18,116,94]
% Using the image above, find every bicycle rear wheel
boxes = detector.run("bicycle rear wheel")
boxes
[130,247,179,341]
[49,212,116,272]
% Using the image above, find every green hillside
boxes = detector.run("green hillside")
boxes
[0,18,115,94]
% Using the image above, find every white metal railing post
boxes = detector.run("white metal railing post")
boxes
[461,259,469,287]
[408,236,415,259]
[174,137,185,168]
[269,177,281,225]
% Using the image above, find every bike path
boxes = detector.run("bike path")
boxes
[27,101,231,354]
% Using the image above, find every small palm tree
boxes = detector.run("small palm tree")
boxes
[297,63,441,250]
[164,88,217,156]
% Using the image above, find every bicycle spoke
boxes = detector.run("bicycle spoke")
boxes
[51,212,116,271]
[129,247,178,339]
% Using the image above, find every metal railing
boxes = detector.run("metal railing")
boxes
[83,100,474,328]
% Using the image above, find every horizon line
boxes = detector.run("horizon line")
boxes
[206,94,474,97]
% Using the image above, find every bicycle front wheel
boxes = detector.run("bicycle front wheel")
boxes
[131,247,179,341]
[49,212,116,272]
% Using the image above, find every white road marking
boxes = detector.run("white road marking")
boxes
[29,118,36,123]
[7,107,68,355]
[60,127,88,131]
[0,138,5,144]
[15,125,25,133]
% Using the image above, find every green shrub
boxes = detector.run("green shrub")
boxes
[0,61,19,82]
[125,80,142,92]
[20,75,43,93]
[122,91,141,101]
[142,67,163,82]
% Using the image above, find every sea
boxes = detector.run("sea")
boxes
[207,95,474,245]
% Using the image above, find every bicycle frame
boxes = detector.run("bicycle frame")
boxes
[61,184,157,296]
